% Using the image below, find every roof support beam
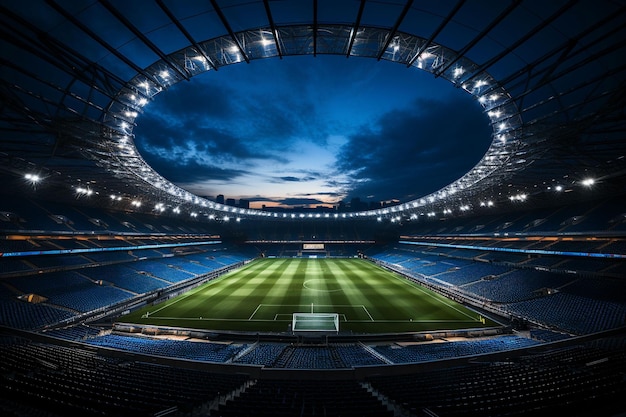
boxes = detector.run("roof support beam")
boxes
[210,0,250,63]
[263,0,282,59]
[45,0,162,89]
[435,0,522,77]
[155,0,218,71]
[520,55,626,123]
[462,0,578,86]
[407,0,465,67]
[346,0,366,57]
[98,0,190,80]
[1,4,124,103]
[313,0,318,56]
[1,56,107,117]
[493,6,626,102]
[377,0,413,61]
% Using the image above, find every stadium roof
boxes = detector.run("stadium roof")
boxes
[1,0,625,222]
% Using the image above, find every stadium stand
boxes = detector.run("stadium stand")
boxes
[2,193,625,417]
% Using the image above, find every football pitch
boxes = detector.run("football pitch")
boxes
[119,258,499,334]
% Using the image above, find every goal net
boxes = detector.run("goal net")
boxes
[292,312,339,333]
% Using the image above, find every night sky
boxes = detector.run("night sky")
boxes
[134,54,492,210]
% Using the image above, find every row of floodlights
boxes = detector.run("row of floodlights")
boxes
[21,173,598,221]
[116,44,513,138]
[375,176,597,220]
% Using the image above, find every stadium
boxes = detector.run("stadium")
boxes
[1,1,626,416]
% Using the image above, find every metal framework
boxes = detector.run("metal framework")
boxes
[1,1,625,223]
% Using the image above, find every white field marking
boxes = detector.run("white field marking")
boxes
[342,319,478,323]
[253,304,360,308]
[141,316,474,323]
[388,272,480,322]
[142,285,205,317]
[275,314,348,322]
[140,316,283,321]
[250,304,364,321]
[302,279,343,292]
[361,305,375,321]
[249,304,263,320]
[145,262,270,317]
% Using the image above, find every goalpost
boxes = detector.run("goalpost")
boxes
[292,312,339,333]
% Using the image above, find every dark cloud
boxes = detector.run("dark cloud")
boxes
[270,171,322,183]
[132,56,492,207]
[142,79,236,122]
[335,95,492,203]
[133,86,294,186]
[305,191,344,199]
[136,112,279,164]
[277,176,301,182]
[277,197,328,206]
[133,63,337,172]
[238,195,331,208]
[140,152,246,184]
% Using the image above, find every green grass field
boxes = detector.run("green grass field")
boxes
[119,258,499,334]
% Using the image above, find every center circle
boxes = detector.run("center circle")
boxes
[302,279,343,292]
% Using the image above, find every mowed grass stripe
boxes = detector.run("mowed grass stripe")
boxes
[188,259,280,320]
[255,258,306,320]
[330,259,377,321]
[384,266,481,322]
[302,259,333,311]
[119,258,500,333]
[150,259,285,321]
[353,261,439,321]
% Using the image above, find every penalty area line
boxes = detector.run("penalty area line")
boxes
[249,304,263,321]
[361,305,375,321]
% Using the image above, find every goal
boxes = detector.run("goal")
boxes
[292,312,339,333]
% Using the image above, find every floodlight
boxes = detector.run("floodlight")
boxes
[474,80,488,89]
[24,174,40,183]
[76,187,93,196]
